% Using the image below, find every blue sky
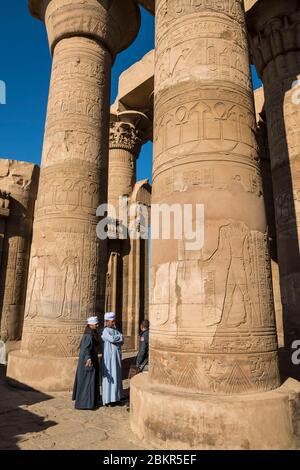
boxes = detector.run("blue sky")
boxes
[0,2,261,184]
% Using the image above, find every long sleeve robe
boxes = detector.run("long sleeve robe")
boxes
[72,329,100,409]
[101,327,124,405]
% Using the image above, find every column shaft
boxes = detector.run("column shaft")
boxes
[108,147,136,213]
[150,0,280,394]
[107,112,151,351]
[257,113,284,348]
[247,1,300,348]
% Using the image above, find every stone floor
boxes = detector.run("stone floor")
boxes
[0,365,147,450]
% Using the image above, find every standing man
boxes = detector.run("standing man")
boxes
[72,316,100,410]
[101,312,124,406]
[136,320,149,372]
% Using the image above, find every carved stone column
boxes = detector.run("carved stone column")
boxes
[247,1,300,352]
[125,180,151,351]
[131,0,300,449]
[0,161,39,343]
[7,0,140,391]
[256,109,284,348]
[108,111,151,215]
[0,190,10,271]
[107,111,151,351]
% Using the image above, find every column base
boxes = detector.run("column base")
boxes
[7,351,78,392]
[130,374,300,450]
[7,350,137,392]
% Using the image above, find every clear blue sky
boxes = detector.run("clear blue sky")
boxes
[0,2,261,184]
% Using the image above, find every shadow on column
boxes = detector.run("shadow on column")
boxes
[259,77,300,382]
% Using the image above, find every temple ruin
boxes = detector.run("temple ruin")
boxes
[0,0,300,450]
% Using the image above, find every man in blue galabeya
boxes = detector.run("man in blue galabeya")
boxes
[101,312,124,407]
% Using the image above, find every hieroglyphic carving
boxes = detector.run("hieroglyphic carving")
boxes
[154,93,257,174]
[36,167,102,218]
[155,24,250,92]
[156,0,245,32]
[150,348,280,394]
[153,163,262,198]
[156,0,250,97]
[44,130,102,166]
[21,321,85,357]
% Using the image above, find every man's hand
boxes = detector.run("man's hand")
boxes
[85,359,92,368]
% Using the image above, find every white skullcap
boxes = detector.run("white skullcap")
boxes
[104,312,116,321]
[86,316,99,325]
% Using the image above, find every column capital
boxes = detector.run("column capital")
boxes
[109,111,152,158]
[247,0,300,77]
[28,0,141,58]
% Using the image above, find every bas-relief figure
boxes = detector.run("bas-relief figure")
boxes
[26,251,80,321]
[151,221,274,334]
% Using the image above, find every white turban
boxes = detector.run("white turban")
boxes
[86,316,99,325]
[104,312,116,321]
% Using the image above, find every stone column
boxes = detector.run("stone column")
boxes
[125,180,151,351]
[256,109,284,348]
[108,111,151,216]
[0,190,10,270]
[131,0,300,449]
[107,111,151,351]
[253,87,284,349]
[247,1,300,352]
[7,0,140,391]
[0,161,39,344]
